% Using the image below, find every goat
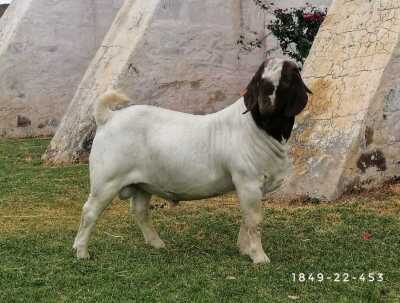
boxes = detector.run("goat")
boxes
[72,58,312,263]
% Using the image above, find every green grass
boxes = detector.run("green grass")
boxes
[0,138,399,302]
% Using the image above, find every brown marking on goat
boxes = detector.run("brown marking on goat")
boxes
[243,62,266,114]
[243,60,311,142]
[278,61,310,117]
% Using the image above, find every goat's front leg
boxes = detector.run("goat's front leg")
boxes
[234,180,270,264]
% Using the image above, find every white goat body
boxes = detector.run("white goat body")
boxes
[92,92,289,202]
[73,58,310,263]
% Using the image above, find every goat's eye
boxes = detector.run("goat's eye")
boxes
[266,87,274,96]
[263,80,275,95]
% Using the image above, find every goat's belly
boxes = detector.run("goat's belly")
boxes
[137,176,234,201]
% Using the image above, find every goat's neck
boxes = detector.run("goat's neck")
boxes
[216,98,290,174]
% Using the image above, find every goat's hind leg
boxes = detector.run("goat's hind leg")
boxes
[131,188,165,249]
[73,185,118,259]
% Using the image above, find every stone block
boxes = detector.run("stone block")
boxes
[43,0,267,163]
[0,0,123,137]
[281,0,400,200]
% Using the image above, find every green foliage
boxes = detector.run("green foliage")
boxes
[267,5,327,64]
[237,4,327,65]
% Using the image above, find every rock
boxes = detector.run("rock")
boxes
[16,115,31,127]
[0,0,124,138]
[0,4,8,18]
[281,0,400,200]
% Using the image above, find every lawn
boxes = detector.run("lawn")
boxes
[0,138,399,302]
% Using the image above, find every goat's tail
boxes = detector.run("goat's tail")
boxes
[95,90,130,126]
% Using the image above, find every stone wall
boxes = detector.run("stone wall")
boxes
[0,4,8,18]
[0,0,123,138]
[0,0,332,139]
[281,0,400,200]
[43,0,268,163]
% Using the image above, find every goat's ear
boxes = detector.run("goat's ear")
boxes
[284,72,310,117]
[243,62,265,114]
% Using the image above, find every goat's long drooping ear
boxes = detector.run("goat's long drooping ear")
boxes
[284,70,312,117]
[243,62,265,114]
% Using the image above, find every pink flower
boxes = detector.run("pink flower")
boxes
[362,231,372,241]
[303,13,314,20]
[303,12,324,22]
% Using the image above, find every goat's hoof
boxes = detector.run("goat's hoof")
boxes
[149,238,166,249]
[251,252,271,264]
[75,248,91,259]
[238,246,250,256]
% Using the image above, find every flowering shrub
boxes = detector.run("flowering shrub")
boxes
[268,5,327,64]
[237,2,327,65]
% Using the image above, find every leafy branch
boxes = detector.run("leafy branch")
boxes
[238,4,327,65]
